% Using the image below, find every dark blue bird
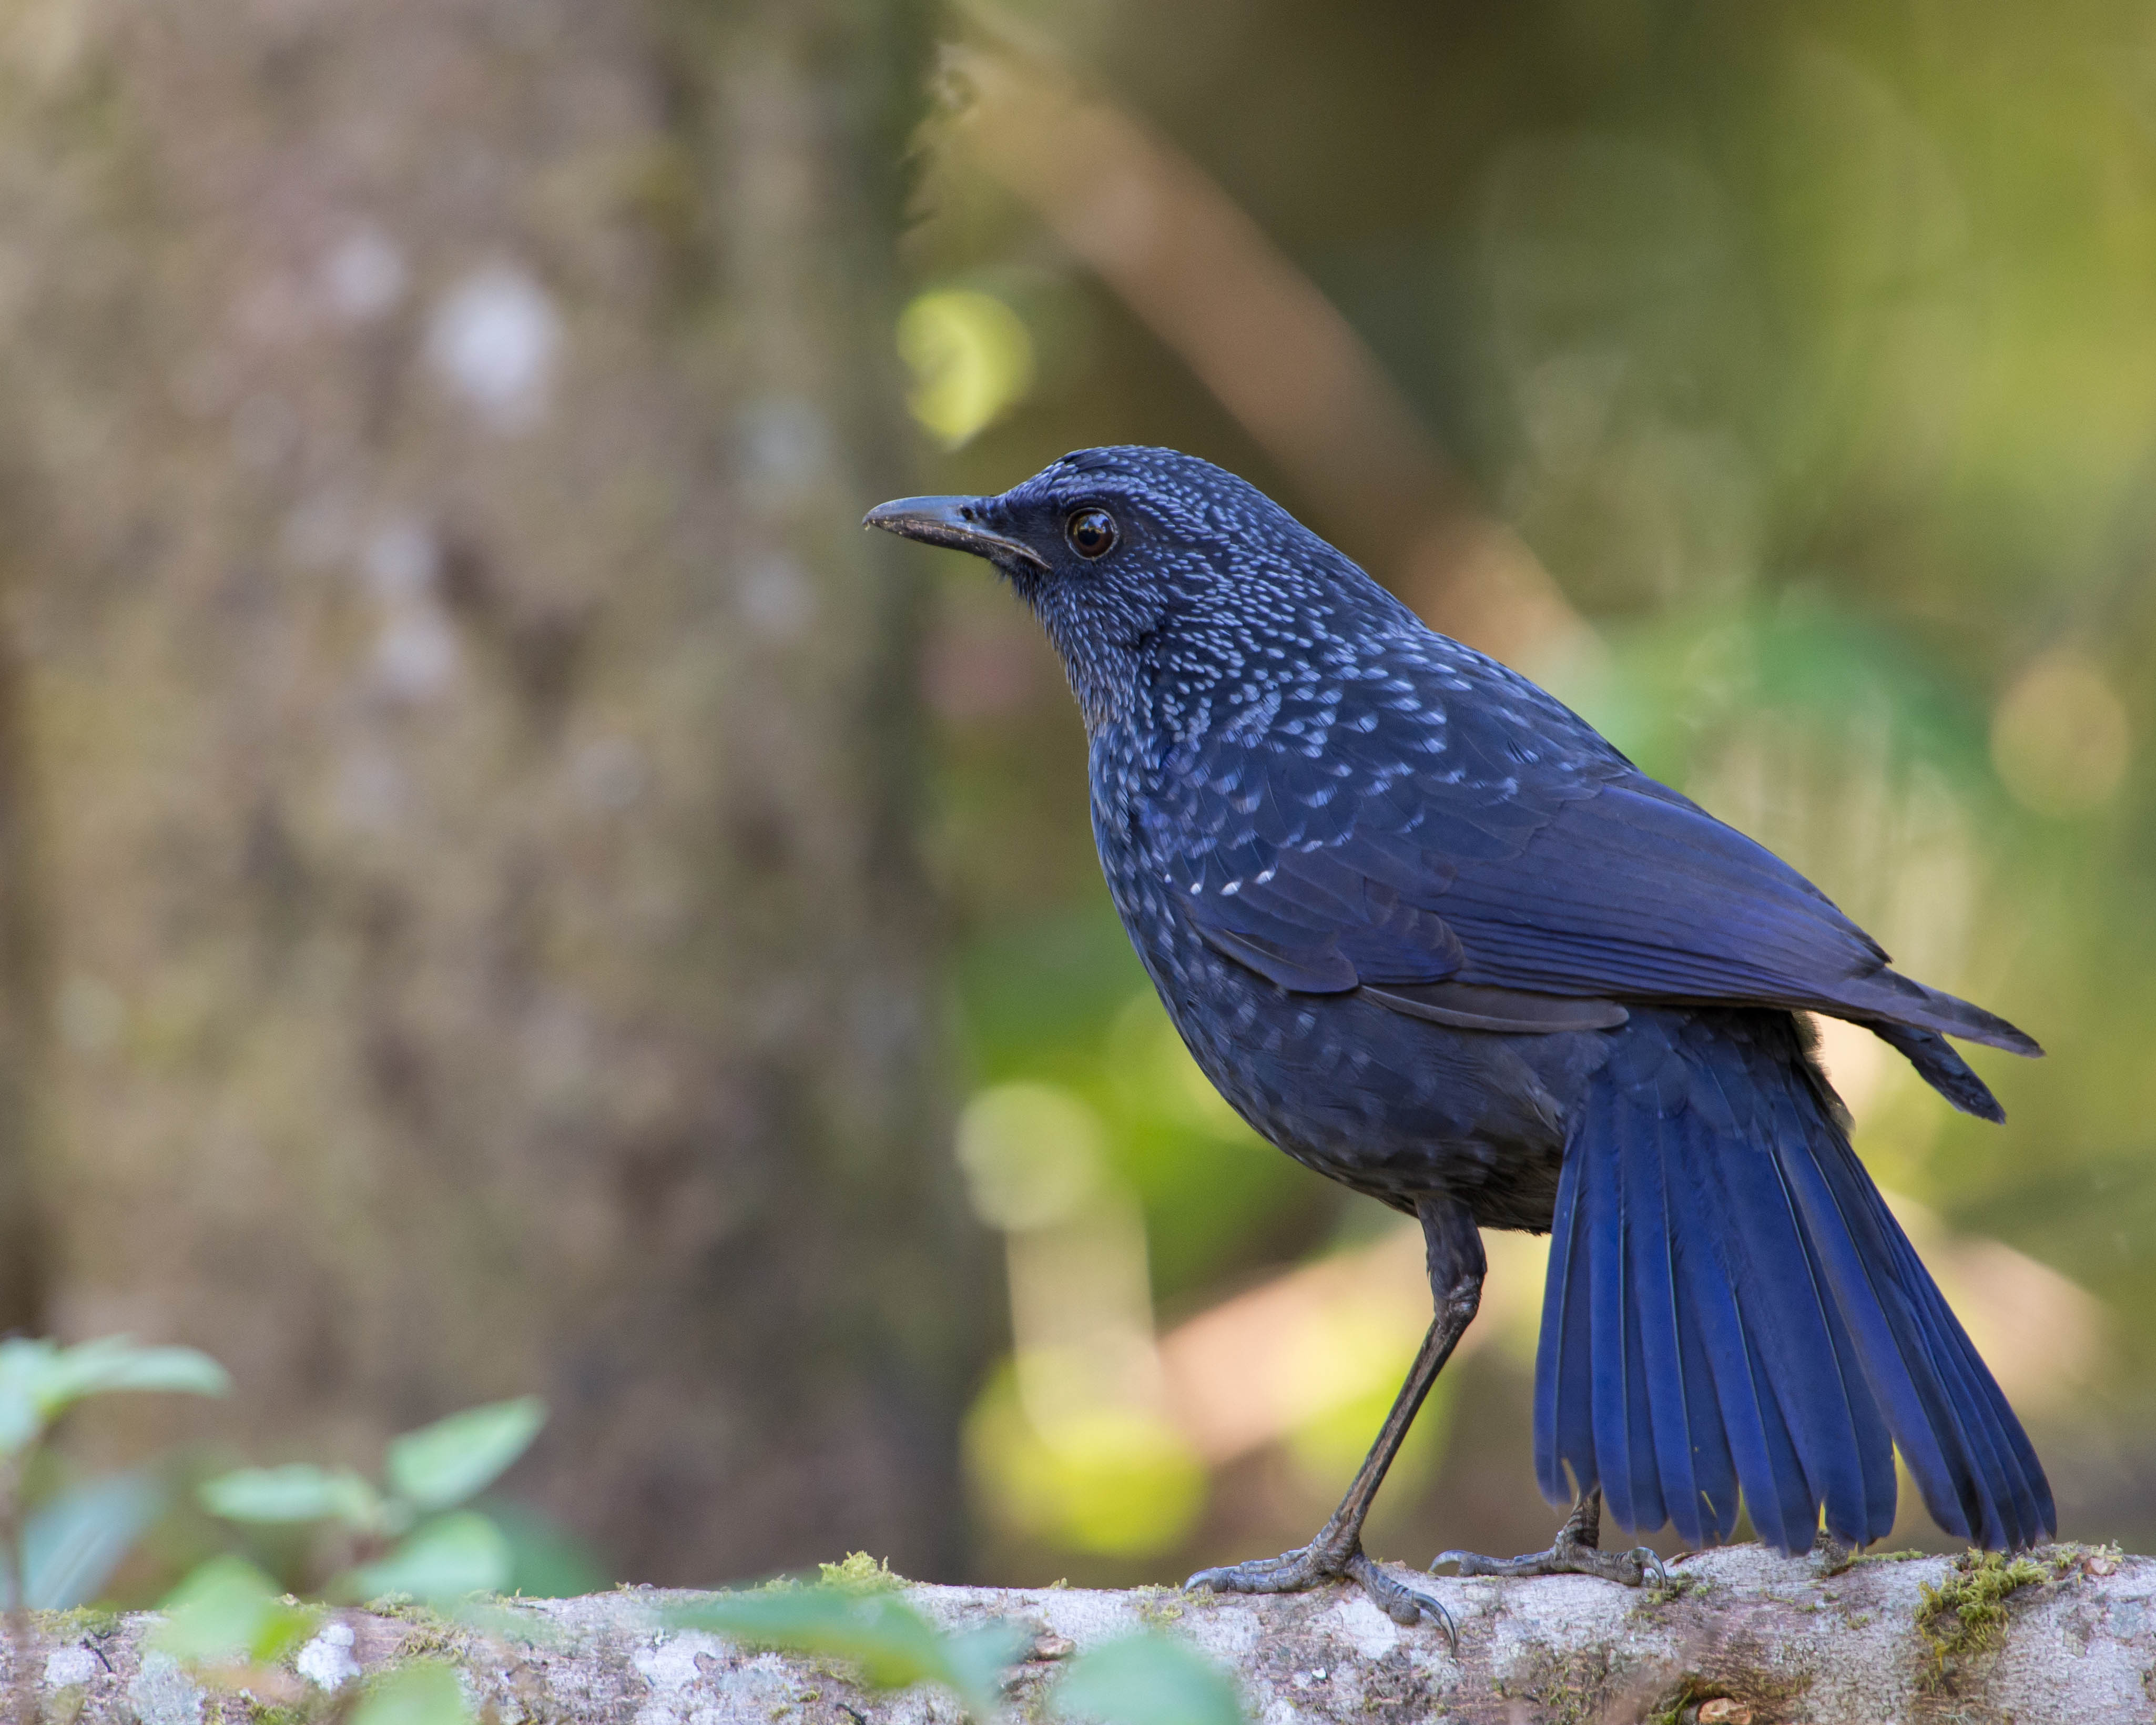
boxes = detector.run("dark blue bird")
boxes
[867,447,2053,1628]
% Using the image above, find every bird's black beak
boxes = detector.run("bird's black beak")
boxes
[862,495,1050,574]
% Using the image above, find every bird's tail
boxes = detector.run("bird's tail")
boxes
[1533,1007,2054,1554]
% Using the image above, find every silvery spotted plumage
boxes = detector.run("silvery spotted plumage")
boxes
[869,448,2050,1629]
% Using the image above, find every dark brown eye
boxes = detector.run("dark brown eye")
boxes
[1065,506,1119,559]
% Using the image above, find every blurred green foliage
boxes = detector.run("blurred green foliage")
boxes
[151,1554,319,1667]
[673,1587,1026,1720]
[140,1387,578,1725]
[672,1578,1245,1725]
[0,1337,227,1610]
[0,1334,592,1621]
[349,1663,477,1725]
[194,1395,551,1605]
[1054,1633,1246,1725]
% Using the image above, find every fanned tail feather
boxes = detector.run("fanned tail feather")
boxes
[1866,1022,2007,1123]
[1534,1008,2054,1554]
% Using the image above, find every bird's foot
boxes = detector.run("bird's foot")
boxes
[1186,1541,1455,1641]
[1431,1531,1666,1588]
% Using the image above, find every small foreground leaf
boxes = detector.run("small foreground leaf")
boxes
[346,1510,514,1603]
[202,1465,383,1530]
[0,1340,58,1455]
[1053,1633,1244,1725]
[38,1338,230,1411]
[944,1622,1034,1715]
[386,1398,546,1510]
[0,1337,228,1457]
[152,1555,318,1667]
[19,1473,163,1609]
[351,1662,474,1725]
[671,1588,1021,1720]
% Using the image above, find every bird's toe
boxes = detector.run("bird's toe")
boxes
[1187,1543,1454,1642]
[1431,1536,1666,1589]
[1184,1548,1330,1595]
[1345,1551,1456,1643]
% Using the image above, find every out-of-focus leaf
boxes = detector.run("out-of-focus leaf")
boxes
[350,1661,473,1725]
[1052,1633,1243,1725]
[943,1622,1033,1717]
[18,1473,163,1609]
[201,1465,383,1530]
[345,1511,514,1602]
[152,1555,318,1666]
[0,1340,56,1455]
[0,1338,226,1458]
[481,1500,608,1598]
[669,1588,1021,1720]
[38,1338,230,1409]
[385,1398,546,1511]
[673,1589,944,1687]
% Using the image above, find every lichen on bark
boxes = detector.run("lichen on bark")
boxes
[5,1546,2151,1725]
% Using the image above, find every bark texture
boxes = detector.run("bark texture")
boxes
[0,0,982,1583]
[13,1548,2156,1725]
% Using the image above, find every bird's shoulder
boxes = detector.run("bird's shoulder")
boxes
[1112,603,1908,1025]
[1127,611,1629,882]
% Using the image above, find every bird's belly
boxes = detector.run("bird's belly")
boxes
[1122,903,1582,1229]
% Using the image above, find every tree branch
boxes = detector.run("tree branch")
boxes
[14,1546,2150,1725]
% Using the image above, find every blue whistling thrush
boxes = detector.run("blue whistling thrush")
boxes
[867,447,2052,1629]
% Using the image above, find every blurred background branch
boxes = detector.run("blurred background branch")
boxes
[934,34,1592,671]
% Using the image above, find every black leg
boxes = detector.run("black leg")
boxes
[1431,1487,1667,1586]
[1185,1196,1484,1633]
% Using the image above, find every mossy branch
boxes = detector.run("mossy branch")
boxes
[4,1545,2148,1725]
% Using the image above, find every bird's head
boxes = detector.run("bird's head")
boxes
[866,445,1377,729]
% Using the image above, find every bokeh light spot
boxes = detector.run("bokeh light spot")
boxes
[965,1363,1205,1558]
[1990,647,2130,816]
[897,290,1035,449]
[955,1081,1106,1231]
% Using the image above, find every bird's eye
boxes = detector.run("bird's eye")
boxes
[1065,507,1120,560]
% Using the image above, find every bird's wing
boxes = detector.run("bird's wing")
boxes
[1146,660,2036,1058]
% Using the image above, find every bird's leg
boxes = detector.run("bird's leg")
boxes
[1431,1487,1666,1586]
[1185,1197,1483,1633]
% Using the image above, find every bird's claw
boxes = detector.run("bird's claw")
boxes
[1186,1542,1456,1645]
[1432,1538,1665,1589]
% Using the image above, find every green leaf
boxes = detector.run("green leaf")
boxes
[480,1500,608,1599]
[19,1473,163,1609]
[152,1555,318,1667]
[0,1340,56,1455]
[673,1590,944,1689]
[201,1465,383,1529]
[943,1622,1034,1717]
[350,1662,473,1725]
[345,1511,514,1603]
[1052,1634,1244,1725]
[670,1589,1022,1720]
[0,1338,229,1455]
[38,1340,231,1404]
[385,1397,546,1511]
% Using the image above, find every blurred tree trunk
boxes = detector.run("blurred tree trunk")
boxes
[0,625,47,1337]
[0,0,982,1584]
